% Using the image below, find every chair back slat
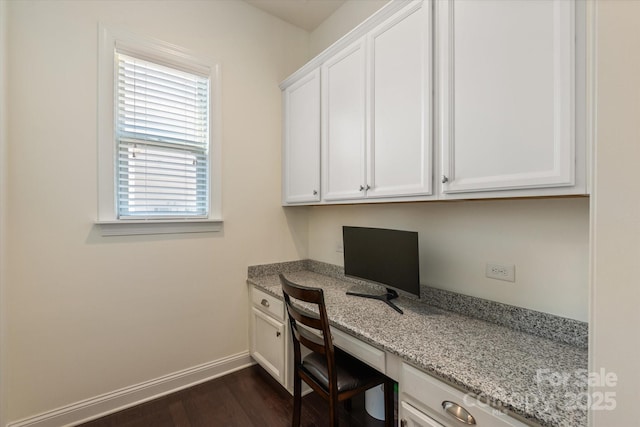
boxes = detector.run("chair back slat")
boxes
[280,274,334,357]
[285,305,324,331]
[293,324,326,354]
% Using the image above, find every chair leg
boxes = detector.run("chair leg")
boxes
[292,371,302,427]
[384,378,395,427]
[343,398,352,412]
[329,393,339,427]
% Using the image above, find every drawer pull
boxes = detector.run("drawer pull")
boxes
[261,299,270,308]
[276,331,281,337]
[442,401,476,425]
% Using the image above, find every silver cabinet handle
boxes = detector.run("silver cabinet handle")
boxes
[276,331,281,337]
[359,185,365,191]
[313,190,318,195]
[442,175,449,184]
[366,184,371,190]
[359,185,371,191]
[260,299,270,308]
[400,419,407,427]
[442,401,476,425]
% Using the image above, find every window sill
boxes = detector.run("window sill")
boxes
[95,219,223,236]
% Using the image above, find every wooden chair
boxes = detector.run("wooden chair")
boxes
[279,274,394,427]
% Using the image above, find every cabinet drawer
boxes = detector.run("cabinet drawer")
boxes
[401,364,527,427]
[401,401,444,427]
[331,327,385,373]
[252,287,284,321]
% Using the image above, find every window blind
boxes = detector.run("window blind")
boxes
[116,51,210,218]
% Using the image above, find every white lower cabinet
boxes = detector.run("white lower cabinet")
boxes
[401,401,444,427]
[250,287,530,426]
[250,285,310,394]
[249,288,286,386]
[249,285,386,394]
[251,308,285,383]
[400,363,528,427]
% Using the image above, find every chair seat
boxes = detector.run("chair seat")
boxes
[302,349,385,393]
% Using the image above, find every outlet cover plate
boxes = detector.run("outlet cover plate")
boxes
[486,263,516,282]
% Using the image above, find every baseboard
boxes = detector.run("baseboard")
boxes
[7,352,254,427]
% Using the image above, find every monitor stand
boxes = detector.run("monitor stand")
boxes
[346,288,403,314]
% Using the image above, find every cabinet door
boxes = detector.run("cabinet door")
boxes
[400,401,443,427]
[251,307,285,385]
[367,0,432,199]
[401,363,529,427]
[439,0,575,194]
[282,69,321,204]
[322,39,367,201]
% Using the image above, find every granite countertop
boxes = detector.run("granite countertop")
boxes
[247,262,588,427]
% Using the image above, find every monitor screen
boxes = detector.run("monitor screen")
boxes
[343,226,420,297]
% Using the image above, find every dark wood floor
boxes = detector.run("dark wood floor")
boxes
[79,364,394,427]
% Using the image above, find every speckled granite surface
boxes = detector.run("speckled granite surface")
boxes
[421,287,588,348]
[250,260,588,349]
[248,262,588,427]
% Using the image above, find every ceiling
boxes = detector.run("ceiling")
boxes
[244,0,347,31]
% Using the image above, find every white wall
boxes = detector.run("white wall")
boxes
[307,0,590,322]
[308,198,589,321]
[6,0,638,425]
[590,1,640,425]
[0,0,8,425]
[4,0,308,423]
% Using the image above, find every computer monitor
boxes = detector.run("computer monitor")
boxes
[343,226,420,314]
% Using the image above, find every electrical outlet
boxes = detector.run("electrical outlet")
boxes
[336,242,344,253]
[485,263,516,282]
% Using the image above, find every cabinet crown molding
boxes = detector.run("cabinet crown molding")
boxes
[280,0,416,89]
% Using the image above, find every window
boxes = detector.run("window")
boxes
[98,26,221,235]
[116,52,209,218]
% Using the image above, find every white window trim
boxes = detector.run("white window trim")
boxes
[97,24,222,236]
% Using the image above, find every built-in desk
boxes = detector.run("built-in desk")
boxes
[248,263,588,427]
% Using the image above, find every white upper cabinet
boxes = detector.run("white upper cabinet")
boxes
[322,0,433,202]
[439,0,581,196]
[282,69,321,204]
[367,0,432,199]
[322,39,368,201]
[280,0,590,205]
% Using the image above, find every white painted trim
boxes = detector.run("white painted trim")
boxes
[7,352,254,427]
[95,219,223,236]
[97,23,223,227]
[584,0,596,197]
[586,1,597,426]
[0,1,8,426]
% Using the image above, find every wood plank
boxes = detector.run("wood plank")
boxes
[79,365,390,427]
